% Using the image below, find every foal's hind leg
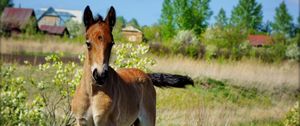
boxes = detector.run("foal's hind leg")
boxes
[138,101,156,126]
[137,85,156,126]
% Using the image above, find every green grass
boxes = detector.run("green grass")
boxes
[155,77,297,125]
[2,63,298,125]
[238,118,283,126]
[197,78,272,106]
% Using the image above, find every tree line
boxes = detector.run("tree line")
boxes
[158,0,299,40]
[147,0,299,62]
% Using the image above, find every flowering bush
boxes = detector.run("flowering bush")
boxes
[0,42,155,125]
[283,102,299,126]
[0,66,45,125]
[112,43,156,72]
[285,43,300,61]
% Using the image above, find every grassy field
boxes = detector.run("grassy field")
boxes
[4,57,298,126]
[1,38,299,125]
[151,56,298,125]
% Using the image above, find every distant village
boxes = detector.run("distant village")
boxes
[0,7,80,37]
[0,7,144,42]
[0,7,275,46]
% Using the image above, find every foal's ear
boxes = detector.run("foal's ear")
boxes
[83,6,95,30]
[105,6,116,29]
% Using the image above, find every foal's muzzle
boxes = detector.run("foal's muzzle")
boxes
[92,66,109,85]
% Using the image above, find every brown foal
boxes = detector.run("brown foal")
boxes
[71,6,193,126]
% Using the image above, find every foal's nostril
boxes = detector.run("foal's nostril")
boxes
[92,68,108,84]
[92,69,98,80]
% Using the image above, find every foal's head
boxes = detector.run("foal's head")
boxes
[83,6,116,84]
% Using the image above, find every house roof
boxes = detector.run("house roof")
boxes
[122,26,142,33]
[0,7,35,29]
[39,25,67,35]
[50,8,82,23]
[37,7,75,26]
[248,35,272,46]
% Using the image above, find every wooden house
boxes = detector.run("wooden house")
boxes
[121,26,143,42]
[0,7,38,35]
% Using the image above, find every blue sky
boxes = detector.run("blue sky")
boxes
[13,0,299,26]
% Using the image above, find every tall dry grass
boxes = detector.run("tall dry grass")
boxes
[0,38,84,55]
[150,56,299,92]
[155,86,291,126]
[151,56,298,125]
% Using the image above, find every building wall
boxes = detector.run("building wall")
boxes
[38,16,61,26]
[122,31,143,42]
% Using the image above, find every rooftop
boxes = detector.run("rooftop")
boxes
[0,7,35,29]
[39,25,67,35]
[122,26,142,33]
[248,35,272,46]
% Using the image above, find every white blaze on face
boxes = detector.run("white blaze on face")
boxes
[91,63,104,74]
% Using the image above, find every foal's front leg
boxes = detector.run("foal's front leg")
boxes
[92,94,113,126]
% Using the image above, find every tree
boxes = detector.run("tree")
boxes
[65,20,84,37]
[160,0,212,36]
[230,0,263,31]
[159,0,176,39]
[142,24,162,42]
[115,16,126,30]
[0,0,13,15]
[189,0,213,35]
[113,16,127,41]
[127,18,140,29]
[214,8,228,28]
[272,1,293,37]
[259,20,272,34]
[173,0,192,30]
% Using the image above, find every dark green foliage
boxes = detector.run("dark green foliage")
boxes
[192,78,271,106]
[65,20,84,37]
[238,119,283,126]
[259,20,272,34]
[230,0,263,31]
[160,0,212,36]
[214,8,228,28]
[202,26,248,59]
[0,0,13,15]
[142,24,162,42]
[173,0,191,30]
[272,1,293,37]
[24,17,38,35]
[127,18,140,29]
[159,0,176,39]
[188,0,213,35]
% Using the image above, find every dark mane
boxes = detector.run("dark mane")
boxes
[95,14,103,22]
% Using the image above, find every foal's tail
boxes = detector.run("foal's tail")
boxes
[147,73,194,88]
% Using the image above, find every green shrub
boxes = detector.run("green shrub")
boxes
[285,43,300,61]
[112,43,156,72]
[169,30,202,57]
[202,26,247,60]
[0,66,45,125]
[283,102,299,126]
[65,20,85,38]
[0,43,155,125]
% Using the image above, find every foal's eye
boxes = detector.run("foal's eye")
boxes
[98,36,103,41]
[86,41,91,49]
